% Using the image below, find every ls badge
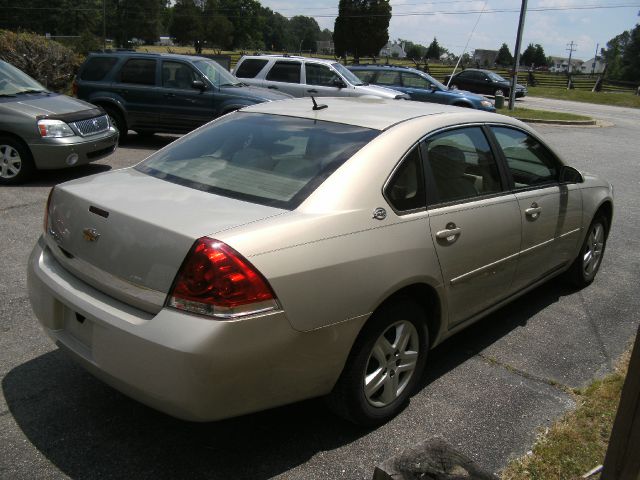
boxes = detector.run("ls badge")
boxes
[82,228,100,242]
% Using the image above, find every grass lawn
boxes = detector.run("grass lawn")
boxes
[528,87,640,109]
[501,352,629,479]
[497,107,592,122]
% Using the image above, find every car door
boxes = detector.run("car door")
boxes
[489,125,583,291]
[423,126,521,327]
[263,60,306,97]
[114,58,162,130]
[159,60,215,132]
[451,70,473,91]
[303,62,343,97]
[401,72,441,103]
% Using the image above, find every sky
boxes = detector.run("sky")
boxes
[259,0,640,60]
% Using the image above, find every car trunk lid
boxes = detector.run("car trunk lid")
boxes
[46,168,286,314]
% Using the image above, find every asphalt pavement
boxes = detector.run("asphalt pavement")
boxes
[1,99,639,479]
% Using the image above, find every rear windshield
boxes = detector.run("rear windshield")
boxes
[136,112,379,209]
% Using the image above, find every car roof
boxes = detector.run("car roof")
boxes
[239,55,335,65]
[242,97,505,130]
[86,51,207,62]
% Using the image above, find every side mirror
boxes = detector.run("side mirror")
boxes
[560,165,584,183]
[333,78,346,89]
[192,80,206,91]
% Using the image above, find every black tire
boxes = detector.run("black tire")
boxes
[566,213,608,288]
[102,105,127,143]
[327,300,429,426]
[0,136,35,185]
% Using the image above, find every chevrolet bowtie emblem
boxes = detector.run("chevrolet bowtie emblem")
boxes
[82,228,100,242]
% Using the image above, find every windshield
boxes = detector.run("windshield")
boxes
[0,60,46,96]
[488,72,507,82]
[193,59,240,87]
[136,112,379,209]
[332,63,365,86]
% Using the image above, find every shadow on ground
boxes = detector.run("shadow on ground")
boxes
[3,278,574,480]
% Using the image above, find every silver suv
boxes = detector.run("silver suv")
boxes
[233,55,407,99]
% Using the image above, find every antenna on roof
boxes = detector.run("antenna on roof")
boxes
[311,96,327,111]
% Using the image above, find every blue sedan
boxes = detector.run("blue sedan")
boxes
[348,65,496,112]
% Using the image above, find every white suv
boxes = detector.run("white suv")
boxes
[233,55,407,99]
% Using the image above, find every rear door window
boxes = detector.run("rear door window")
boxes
[118,59,156,85]
[80,57,118,81]
[375,71,401,86]
[235,59,268,78]
[266,61,301,83]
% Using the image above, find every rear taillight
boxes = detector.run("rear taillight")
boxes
[167,237,279,319]
[43,187,54,232]
[72,80,78,97]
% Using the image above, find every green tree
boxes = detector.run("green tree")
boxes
[520,43,536,67]
[202,0,234,49]
[170,0,203,45]
[496,43,513,66]
[619,24,640,81]
[289,15,320,52]
[603,24,640,81]
[426,37,441,60]
[219,0,265,50]
[533,44,547,67]
[333,0,392,62]
[261,9,292,51]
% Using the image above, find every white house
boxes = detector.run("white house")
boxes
[379,41,407,59]
[549,56,584,73]
[580,56,606,74]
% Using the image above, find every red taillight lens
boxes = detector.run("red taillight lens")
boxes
[72,80,78,97]
[43,187,54,232]
[168,237,278,318]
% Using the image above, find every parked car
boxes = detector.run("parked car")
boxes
[29,97,612,426]
[444,68,528,98]
[0,60,118,185]
[74,52,291,141]
[233,54,407,99]
[348,64,495,111]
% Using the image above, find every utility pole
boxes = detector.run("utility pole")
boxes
[566,40,577,89]
[591,42,599,76]
[508,0,527,110]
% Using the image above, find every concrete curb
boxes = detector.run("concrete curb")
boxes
[515,117,597,126]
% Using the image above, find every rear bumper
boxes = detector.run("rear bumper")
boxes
[28,128,118,170]
[27,237,363,421]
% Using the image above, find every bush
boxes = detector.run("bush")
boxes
[0,30,80,92]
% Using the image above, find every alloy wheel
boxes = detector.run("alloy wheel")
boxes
[583,222,605,277]
[0,144,21,179]
[364,320,419,408]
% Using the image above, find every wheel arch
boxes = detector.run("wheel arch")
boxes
[595,200,613,236]
[365,282,444,349]
[0,131,34,159]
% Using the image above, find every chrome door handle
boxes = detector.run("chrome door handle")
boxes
[525,203,542,219]
[436,223,462,242]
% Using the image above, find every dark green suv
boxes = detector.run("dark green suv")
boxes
[74,52,291,141]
